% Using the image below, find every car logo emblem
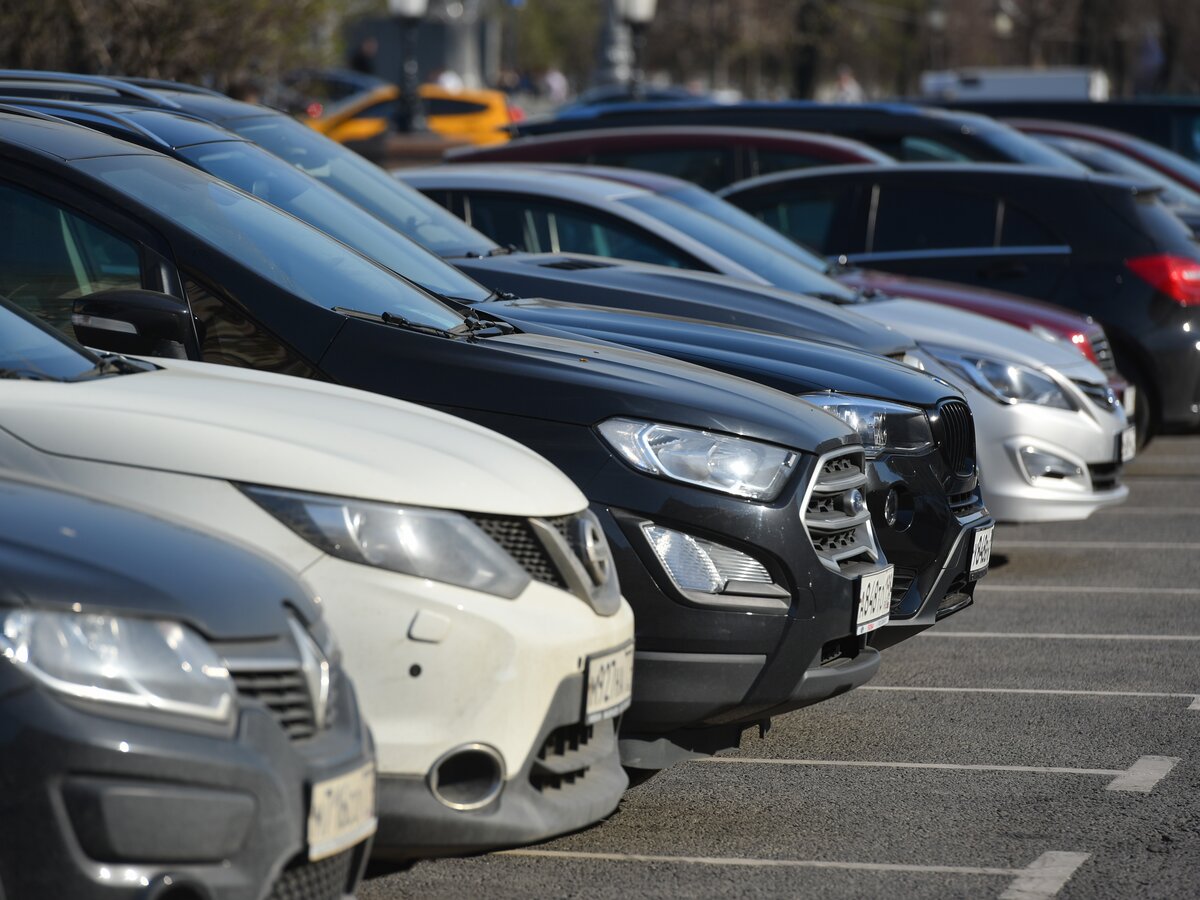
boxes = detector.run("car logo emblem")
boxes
[289,618,331,730]
[575,514,612,587]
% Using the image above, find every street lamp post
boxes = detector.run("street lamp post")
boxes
[615,0,657,101]
[389,0,429,132]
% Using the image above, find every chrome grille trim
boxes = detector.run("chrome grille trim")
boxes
[1089,327,1117,377]
[1072,379,1120,414]
[800,447,881,573]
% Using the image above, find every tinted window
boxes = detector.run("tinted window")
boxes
[898,137,971,162]
[229,115,496,263]
[464,193,695,267]
[591,147,731,191]
[999,202,1061,247]
[179,140,490,301]
[746,186,849,255]
[427,98,488,116]
[0,181,142,339]
[873,185,996,252]
[77,155,465,328]
[753,148,828,176]
[0,298,97,380]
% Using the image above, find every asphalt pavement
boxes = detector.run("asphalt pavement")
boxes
[362,435,1200,899]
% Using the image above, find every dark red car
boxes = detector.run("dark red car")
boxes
[444,125,894,191]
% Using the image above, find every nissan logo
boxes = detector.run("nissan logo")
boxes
[575,514,613,587]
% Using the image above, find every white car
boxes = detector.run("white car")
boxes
[858,298,1132,523]
[0,303,635,860]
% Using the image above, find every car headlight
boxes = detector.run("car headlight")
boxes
[800,394,934,456]
[596,418,798,501]
[924,345,1074,410]
[241,486,531,599]
[1,610,234,723]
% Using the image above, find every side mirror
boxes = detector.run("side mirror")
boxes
[72,289,201,360]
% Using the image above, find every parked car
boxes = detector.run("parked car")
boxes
[0,470,375,900]
[0,107,885,776]
[1006,117,1200,195]
[509,100,1086,168]
[557,83,712,112]
[934,98,1200,163]
[0,86,1000,638]
[0,294,636,859]
[1027,133,1200,233]
[443,125,894,190]
[721,163,1200,440]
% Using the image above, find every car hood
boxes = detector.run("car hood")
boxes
[486,297,960,408]
[454,252,914,356]
[0,360,588,518]
[319,316,859,455]
[0,475,315,640]
[855,298,1109,383]
[838,268,1099,335]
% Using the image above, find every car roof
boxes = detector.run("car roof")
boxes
[0,106,159,161]
[0,96,245,150]
[403,163,656,201]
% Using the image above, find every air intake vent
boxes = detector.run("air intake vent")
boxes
[538,258,614,270]
[933,399,975,477]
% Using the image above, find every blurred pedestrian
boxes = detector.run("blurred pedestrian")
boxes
[832,64,864,103]
[542,66,569,104]
[350,36,379,76]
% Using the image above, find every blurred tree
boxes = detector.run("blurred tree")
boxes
[507,0,601,87]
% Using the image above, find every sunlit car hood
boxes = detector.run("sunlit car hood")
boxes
[0,359,588,518]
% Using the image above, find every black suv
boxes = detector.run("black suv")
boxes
[0,474,374,900]
[722,163,1200,439]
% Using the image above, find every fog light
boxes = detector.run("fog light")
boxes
[1018,445,1083,481]
[641,524,772,594]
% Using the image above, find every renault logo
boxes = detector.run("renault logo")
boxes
[288,618,331,730]
[575,514,613,587]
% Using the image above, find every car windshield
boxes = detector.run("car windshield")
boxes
[0,299,98,380]
[974,121,1090,171]
[621,192,859,302]
[178,140,492,301]
[75,155,465,328]
[225,114,498,260]
[1040,136,1200,208]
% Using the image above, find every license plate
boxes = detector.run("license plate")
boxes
[307,763,377,862]
[970,525,994,578]
[856,565,893,635]
[585,643,634,724]
[1122,385,1137,417]
[1120,425,1137,463]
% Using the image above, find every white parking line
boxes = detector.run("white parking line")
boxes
[699,755,1177,793]
[976,584,1200,596]
[863,685,1200,710]
[922,631,1200,641]
[498,849,1089,897]
[996,540,1200,550]
[1096,506,1200,514]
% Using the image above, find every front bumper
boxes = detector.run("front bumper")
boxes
[372,674,626,860]
[0,674,372,900]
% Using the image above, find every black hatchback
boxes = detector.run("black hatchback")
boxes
[0,474,374,900]
[721,163,1200,439]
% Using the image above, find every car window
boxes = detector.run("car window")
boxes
[427,97,489,116]
[0,298,98,380]
[872,185,997,252]
[998,201,1062,247]
[463,192,695,268]
[753,148,830,176]
[355,100,396,120]
[590,147,732,191]
[77,155,466,328]
[228,115,497,263]
[745,185,848,255]
[0,181,143,340]
[897,137,972,162]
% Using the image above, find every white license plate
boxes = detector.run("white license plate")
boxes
[970,525,994,578]
[856,565,893,635]
[1122,385,1137,417]
[585,643,634,724]
[1120,425,1137,463]
[307,763,377,862]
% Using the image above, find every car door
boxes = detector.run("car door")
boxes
[458,190,704,269]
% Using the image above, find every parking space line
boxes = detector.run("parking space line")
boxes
[863,685,1200,710]
[699,756,1176,792]
[497,849,1090,897]
[1096,506,1200,514]
[976,584,1200,596]
[921,631,1200,641]
[996,540,1200,550]
[1000,852,1092,900]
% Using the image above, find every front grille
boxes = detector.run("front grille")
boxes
[468,514,566,589]
[1088,461,1122,492]
[1073,379,1120,414]
[948,488,986,517]
[933,400,975,477]
[530,722,595,793]
[267,848,357,900]
[890,566,917,610]
[231,668,317,741]
[802,449,878,571]
[1089,327,1117,377]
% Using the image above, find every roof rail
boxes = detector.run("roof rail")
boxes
[0,96,175,148]
[118,76,226,98]
[0,70,181,109]
[0,102,69,123]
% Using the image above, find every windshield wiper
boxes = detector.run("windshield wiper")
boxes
[67,353,150,381]
[453,309,517,338]
[335,307,460,339]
